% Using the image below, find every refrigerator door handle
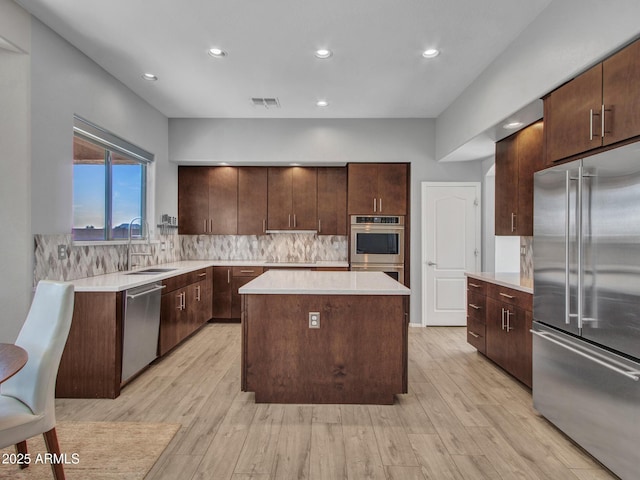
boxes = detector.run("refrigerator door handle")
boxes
[531,330,640,381]
[565,171,571,325]
[577,165,584,331]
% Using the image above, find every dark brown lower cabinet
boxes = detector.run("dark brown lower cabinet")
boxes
[159,267,213,355]
[213,266,263,320]
[466,278,532,387]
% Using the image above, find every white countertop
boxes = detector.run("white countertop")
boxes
[238,270,410,295]
[465,272,533,294]
[69,260,349,292]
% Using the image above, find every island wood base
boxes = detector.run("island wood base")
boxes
[241,294,408,404]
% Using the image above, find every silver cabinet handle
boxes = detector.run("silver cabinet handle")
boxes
[531,330,640,381]
[227,269,231,284]
[379,198,382,212]
[294,214,297,228]
[469,331,480,339]
[499,292,514,299]
[196,285,201,301]
[204,219,207,233]
[177,292,185,310]
[240,270,254,274]
[468,283,481,288]
[468,304,481,310]
[288,214,291,228]
[198,272,206,277]
[501,308,506,330]
[511,212,516,232]
[589,108,594,141]
[210,219,213,233]
[373,198,377,213]
[601,104,605,138]
[318,219,322,233]
[505,310,513,332]
[263,219,266,233]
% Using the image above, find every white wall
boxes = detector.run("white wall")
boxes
[436,0,640,161]
[481,158,495,272]
[169,118,483,325]
[0,1,31,341]
[30,18,173,235]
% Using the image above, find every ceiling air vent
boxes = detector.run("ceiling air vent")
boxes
[251,97,280,109]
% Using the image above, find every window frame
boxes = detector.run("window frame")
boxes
[72,115,154,243]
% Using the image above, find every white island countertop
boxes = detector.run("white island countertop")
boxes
[238,270,410,295]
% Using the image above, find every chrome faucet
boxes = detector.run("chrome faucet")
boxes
[127,216,152,270]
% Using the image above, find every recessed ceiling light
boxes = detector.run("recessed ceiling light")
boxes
[208,48,227,58]
[141,73,158,81]
[315,49,332,59]
[316,100,329,107]
[422,48,440,58]
[290,163,301,166]
[503,121,524,130]
[219,162,229,166]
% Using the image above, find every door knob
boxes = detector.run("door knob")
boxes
[427,261,437,266]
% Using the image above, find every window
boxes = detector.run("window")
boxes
[72,115,153,241]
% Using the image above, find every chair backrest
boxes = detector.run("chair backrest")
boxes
[1,281,74,419]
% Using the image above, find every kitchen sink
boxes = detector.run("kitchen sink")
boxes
[126,268,177,275]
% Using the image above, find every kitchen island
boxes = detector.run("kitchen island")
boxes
[239,270,410,404]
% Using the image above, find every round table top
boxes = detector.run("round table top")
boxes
[0,343,28,384]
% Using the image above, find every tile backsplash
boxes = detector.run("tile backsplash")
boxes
[520,236,533,287]
[181,234,347,263]
[34,232,347,284]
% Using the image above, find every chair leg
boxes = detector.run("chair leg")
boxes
[43,427,66,480]
[15,441,29,469]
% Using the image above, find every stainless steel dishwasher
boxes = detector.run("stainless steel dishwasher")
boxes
[122,282,165,382]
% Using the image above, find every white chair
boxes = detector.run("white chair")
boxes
[0,281,74,480]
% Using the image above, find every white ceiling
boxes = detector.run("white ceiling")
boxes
[17,0,552,119]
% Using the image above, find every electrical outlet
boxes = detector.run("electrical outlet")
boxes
[309,312,320,329]
[57,244,67,260]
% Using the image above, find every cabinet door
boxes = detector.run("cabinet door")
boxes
[292,167,317,230]
[231,276,254,318]
[347,164,378,214]
[495,134,519,235]
[317,167,347,235]
[602,39,640,146]
[377,164,407,215]
[238,167,267,235]
[485,298,508,368]
[267,168,293,229]
[503,305,530,386]
[178,167,209,234]
[515,121,543,236]
[212,267,232,318]
[544,64,603,164]
[159,291,184,355]
[208,167,238,234]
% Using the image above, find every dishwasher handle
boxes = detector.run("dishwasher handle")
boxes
[531,329,640,382]
[126,284,166,299]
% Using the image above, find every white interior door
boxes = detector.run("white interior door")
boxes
[422,182,481,326]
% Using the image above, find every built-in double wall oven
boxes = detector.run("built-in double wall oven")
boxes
[350,215,405,284]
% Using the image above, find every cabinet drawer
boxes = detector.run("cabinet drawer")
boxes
[487,283,532,310]
[232,266,264,277]
[467,291,486,323]
[163,268,210,292]
[467,316,486,354]
[466,277,487,296]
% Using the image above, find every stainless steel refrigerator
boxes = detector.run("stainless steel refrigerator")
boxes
[533,141,640,480]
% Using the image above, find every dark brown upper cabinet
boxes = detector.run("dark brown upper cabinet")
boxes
[267,167,317,231]
[347,163,407,215]
[317,167,347,235]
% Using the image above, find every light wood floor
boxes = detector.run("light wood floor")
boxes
[55,324,617,480]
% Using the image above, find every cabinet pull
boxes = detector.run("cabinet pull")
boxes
[373,198,377,212]
[511,212,516,232]
[203,219,207,233]
[227,269,231,284]
[505,310,513,332]
[468,303,481,310]
[499,292,515,299]
[263,219,266,233]
[198,272,206,277]
[469,282,481,288]
[210,219,213,233]
[240,270,254,274]
[601,104,612,137]
[469,331,480,338]
[589,108,601,141]
[501,308,506,330]
[293,214,297,228]
[379,198,382,212]
[288,214,291,228]
[196,285,201,301]
[318,219,322,233]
